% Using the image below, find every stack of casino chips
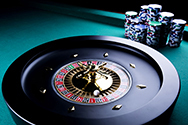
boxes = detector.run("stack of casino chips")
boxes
[124,11,147,42]
[129,18,140,40]
[134,24,147,43]
[124,11,138,39]
[139,5,149,26]
[158,12,174,47]
[148,4,162,22]
[146,21,162,48]
[124,4,186,48]
[168,19,187,47]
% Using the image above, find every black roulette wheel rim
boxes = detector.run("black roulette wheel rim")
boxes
[2,36,180,125]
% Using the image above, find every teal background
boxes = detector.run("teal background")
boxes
[0,4,188,125]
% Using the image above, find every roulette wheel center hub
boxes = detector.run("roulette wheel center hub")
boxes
[75,61,113,92]
[54,60,132,105]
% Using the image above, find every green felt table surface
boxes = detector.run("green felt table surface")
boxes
[0,4,188,125]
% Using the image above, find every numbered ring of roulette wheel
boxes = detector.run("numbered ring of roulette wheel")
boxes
[2,36,180,125]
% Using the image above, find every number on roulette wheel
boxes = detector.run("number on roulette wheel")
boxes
[2,36,180,125]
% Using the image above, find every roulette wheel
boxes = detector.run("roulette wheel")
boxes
[2,36,180,125]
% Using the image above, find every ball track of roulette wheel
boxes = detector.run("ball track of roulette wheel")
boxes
[2,36,180,125]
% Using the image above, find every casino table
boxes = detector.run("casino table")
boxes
[0,2,187,125]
